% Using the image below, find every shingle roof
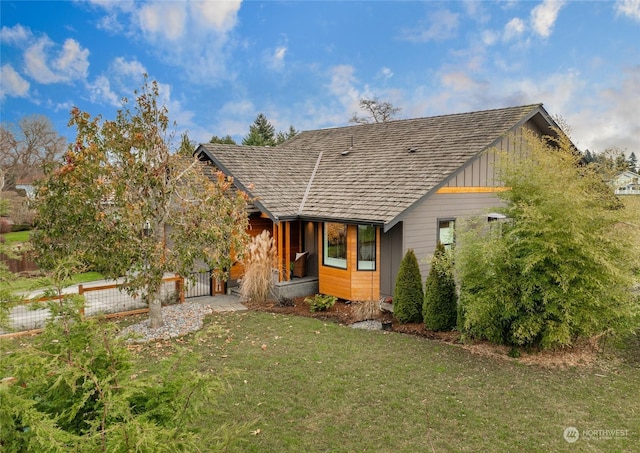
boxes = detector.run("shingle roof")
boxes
[197,104,551,226]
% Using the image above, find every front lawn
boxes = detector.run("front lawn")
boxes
[0,230,30,245]
[132,311,640,452]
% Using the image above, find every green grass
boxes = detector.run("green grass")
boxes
[6,271,105,295]
[132,311,640,452]
[1,230,30,245]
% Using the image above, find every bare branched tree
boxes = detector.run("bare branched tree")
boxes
[0,115,66,189]
[349,97,401,124]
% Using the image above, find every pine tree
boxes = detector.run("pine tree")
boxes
[242,113,276,146]
[393,249,423,323]
[628,152,638,172]
[423,243,457,331]
[276,125,298,144]
[210,134,237,145]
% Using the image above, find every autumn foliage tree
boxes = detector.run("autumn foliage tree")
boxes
[32,78,249,328]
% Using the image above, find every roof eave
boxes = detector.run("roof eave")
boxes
[195,144,279,223]
[384,105,554,232]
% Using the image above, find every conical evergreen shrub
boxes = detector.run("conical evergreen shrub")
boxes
[393,249,423,323]
[423,243,458,331]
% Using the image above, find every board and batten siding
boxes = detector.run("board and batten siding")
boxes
[398,121,541,281]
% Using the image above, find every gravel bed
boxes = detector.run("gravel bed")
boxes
[118,303,214,343]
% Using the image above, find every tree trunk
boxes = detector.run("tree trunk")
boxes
[148,289,164,329]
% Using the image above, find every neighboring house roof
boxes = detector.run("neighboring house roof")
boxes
[612,170,640,195]
[196,104,559,229]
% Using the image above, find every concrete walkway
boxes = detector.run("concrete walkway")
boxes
[187,294,247,312]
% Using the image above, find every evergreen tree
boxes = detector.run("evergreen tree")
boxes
[177,132,196,156]
[276,125,298,144]
[242,113,276,146]
[393,249,423,324]
[628,152,638,172]
[210,134,237,145]
[581,149,596,164]
[423,243,457,331]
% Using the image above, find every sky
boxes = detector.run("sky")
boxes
[1,0,639,155]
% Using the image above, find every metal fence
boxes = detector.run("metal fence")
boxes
[183,270,226,298]
[1,276,184,338]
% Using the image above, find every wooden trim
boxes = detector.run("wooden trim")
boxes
[284,221,291,281]
[435,186,510,194]
[276,223,283,282]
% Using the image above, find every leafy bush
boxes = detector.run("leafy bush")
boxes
[455,130,640,349]
[423,243,457,331]
[393,249,423,323]
[305,294,337,312]
[240,230,276,303]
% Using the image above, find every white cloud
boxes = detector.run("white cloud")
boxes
[503,17,526,41]
[87,75,120,106]
[401,9,460,42]
[530,0,565,38]
[481,30,499,46]
[568,66,640,153]
[112,56,147,79]
[274,46,287,62]
[24,37,89,84]
[191,0,242,33]
[138,2,186,41]
[380,67,394,80]
[0,64,30,99]
[615,0,640,21]
[265,45,287,71]
[88,1,243,85]
[327,65,360,108]
[441,71,485,93]
[96,14,125,34]
[0,24,32,45]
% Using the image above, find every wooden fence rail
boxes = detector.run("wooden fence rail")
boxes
[0,276,185,339]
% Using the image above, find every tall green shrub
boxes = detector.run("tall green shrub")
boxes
[423,243,457,331]
[455,130,640,349]
[393,249,423,323]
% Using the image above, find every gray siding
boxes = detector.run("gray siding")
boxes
[444,121,541,188]
[403,192,505,280]
[380,222,403,298]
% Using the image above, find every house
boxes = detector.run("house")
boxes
[195,104,565,301]
[612,170,640,195]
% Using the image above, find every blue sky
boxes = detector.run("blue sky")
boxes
[1,1,639,154]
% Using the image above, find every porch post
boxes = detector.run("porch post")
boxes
[276,222,284,282]
[285,221,291,281]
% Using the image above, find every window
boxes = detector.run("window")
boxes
[438,219,455,250]
[323,222,347,269]
[357,225,376,270]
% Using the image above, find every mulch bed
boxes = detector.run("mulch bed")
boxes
[243,297,606,368]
